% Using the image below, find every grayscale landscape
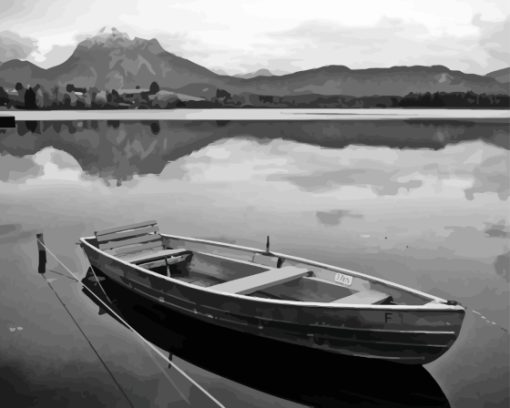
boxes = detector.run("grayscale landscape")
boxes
[0,1,509,408]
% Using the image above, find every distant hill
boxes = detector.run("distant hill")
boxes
[221,65,507,97]
[486,67,510,86]
[234,69,274,79]
[0,59,48,88]
[0,27,507,98]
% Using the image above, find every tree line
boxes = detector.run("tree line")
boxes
[214,90,510,108]
[0,81,508,109]
[0,81,187,109]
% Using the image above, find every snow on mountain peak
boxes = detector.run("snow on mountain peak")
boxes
[78,27,133,48]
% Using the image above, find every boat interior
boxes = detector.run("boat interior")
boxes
[91,220,438,306]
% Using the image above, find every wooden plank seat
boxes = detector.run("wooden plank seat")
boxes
[209,266,311,295]
[95,220,161,253]
[332,289,392,305]
[122,248,190,265]
[95,220,188,266]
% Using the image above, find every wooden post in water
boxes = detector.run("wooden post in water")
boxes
[168,352,173,369]
[36,233,46,274]
[0,116,15,128]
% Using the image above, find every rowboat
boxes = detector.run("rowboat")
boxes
[81,268,451,407]
[80,220,466,365]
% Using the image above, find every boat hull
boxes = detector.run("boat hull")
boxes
[81,239,465,365]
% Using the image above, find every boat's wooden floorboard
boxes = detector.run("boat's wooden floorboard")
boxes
[170,269,293,299]
[172,270,224,287]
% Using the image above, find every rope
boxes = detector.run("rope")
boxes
[88,263,191,404]
[37,238,226,408]
[46,268,78,281]
[42,275,136,408]
[469,308,508,334]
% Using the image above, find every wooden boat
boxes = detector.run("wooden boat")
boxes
[80,220,466,365]
[81,269,451,408]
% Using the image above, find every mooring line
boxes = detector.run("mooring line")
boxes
[42,275,136,408]
[469,307,508,334]
[47,268,77,281]
[49,262,191,405]
[88,262,192,404]
[88,264,116,306]
[37,238,226,408]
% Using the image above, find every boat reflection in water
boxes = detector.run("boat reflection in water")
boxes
[81,268,451,408]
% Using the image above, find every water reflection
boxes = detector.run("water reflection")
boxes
[1,119,508,186]
[484,221,510,238]
[1,119,508,328]
[464,155,509,200]
[82,268,451,408]
[315,209,363,226]
[0,223,34,245]
[270,166,425,195]
[1,118,508,407]
[494,252,510,282]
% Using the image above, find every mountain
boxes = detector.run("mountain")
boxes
[220,65,507,97]
[0,28,220,90]
[486,67,510,86]
[45,28,220,90]
[235,68,275,79]
[0,28,507,97]
[0,59,47,88]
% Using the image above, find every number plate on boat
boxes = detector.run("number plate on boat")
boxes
[334,273,353,286]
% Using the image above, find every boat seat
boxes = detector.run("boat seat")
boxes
[122,248,190,265]
[331,289,392,305]
[209,266,311,295]
[95,220,165,255]
[95,220,190,262]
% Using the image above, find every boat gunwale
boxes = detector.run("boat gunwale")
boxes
[80,234,465,312]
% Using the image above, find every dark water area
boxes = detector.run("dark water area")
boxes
[0,119,508,407]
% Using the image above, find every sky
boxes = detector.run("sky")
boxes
[0,0,509,75]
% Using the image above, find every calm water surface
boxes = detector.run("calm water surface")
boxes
[0,119,508,407]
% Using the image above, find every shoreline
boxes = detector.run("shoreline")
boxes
[1,108,509,121]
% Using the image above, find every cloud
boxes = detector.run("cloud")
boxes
[270,18,428,45]
[474,15,510,66]
[32,43,75,68]
[264,18,503,73]
[265,18,438,69]
[1,0,509,73]
[0,31,37,61]
[154,32,211,59]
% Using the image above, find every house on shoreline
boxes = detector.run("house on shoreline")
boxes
[118,88,150,105]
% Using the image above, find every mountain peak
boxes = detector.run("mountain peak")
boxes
[78,27,134,49]
[94,26,129,40]
[74,28,167,56]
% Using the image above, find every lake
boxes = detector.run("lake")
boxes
[4,108,510,121]
[0,117,508,407]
